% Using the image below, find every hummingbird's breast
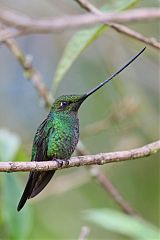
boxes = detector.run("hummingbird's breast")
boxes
[47,113,79,159]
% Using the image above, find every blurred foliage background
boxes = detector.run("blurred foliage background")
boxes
[0,0,159,239]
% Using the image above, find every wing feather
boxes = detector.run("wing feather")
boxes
[17,118,56,211]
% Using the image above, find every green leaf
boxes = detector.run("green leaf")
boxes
[85,208,159,240]
[52,0,141,93]
[2,174,32,239]
[0,129,21,162]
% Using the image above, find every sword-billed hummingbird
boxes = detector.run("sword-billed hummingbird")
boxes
[17,47,145,211]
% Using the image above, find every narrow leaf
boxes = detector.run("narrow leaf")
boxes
[52,0,141,93]
[85,209,159,240]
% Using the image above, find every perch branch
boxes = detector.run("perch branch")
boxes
[0,8,159,41]
[0,140,159,172]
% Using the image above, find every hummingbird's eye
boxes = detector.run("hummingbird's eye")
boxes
[60,101,69,108]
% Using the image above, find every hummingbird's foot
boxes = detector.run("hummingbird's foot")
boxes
[52,159,63,168]
[63,159,69,166]
[52,158,69,168]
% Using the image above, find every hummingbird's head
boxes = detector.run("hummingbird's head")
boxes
[51,48,146,114]
[51,94,87,114]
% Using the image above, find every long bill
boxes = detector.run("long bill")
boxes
[82,47,146,100]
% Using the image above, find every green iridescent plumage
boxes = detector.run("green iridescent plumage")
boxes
[17,48,145,211]
[17,95,85,210]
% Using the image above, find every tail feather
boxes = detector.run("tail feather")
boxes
[29,171,55,198]
[17,170,55,211]
[17,173,34,211]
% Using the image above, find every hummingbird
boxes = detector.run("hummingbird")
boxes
[17,47,145,211]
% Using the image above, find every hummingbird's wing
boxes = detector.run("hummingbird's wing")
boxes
[17,118,55,211]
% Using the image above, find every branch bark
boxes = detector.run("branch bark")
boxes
[0,140,159,172]
[0,8,159,41]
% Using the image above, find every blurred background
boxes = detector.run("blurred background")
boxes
[0,0,159,239]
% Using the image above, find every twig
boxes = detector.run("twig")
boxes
[75,0,99,13]
[76,142,141,219]
[0,27,21,42]
[90,166,141,218]
[109,23,160,49]
[0,24,52,107]
[6,40,52,107]
[78,226,90,240]
[0,140,159,172]
[0,8,159,41]
[75,0,160,49]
